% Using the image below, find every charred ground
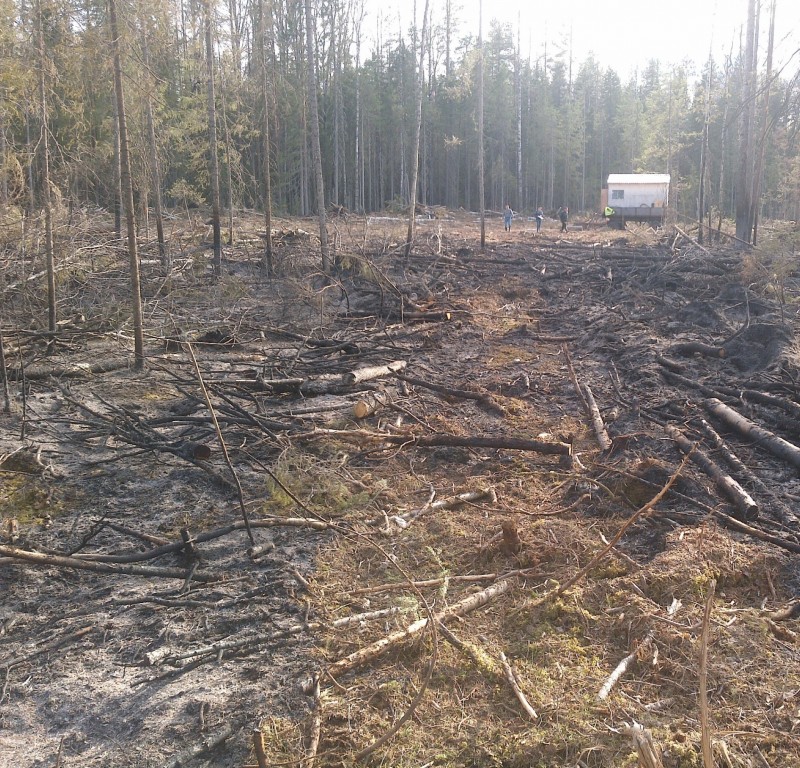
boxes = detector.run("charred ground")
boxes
[1,208,800,767]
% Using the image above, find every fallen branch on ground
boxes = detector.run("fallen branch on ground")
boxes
[0,544,220,581]
[499,652,538,719]
[302,577,514,692]
[296,428,572,457]
[598,631,654,701]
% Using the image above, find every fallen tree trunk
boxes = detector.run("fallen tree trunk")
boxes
[295,427,571,456]
[235,361,407,395]
[0,544,220,581]
[696,418,799,528]
[705,398,800,471]
[7,358,131,381]
[665,424,758,521]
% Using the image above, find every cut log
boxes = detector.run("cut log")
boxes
[705,398,800,471]
[581,383,612,451]
[665,424,758,521]
[696,419,799,528]
[352,391,390,419]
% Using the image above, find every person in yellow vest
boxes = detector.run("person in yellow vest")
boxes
[604,206,615,217]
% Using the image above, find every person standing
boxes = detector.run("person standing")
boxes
[535,205,544,233]
[558,206,568,232]
[503,204,513,231]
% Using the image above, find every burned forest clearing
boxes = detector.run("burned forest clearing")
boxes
[2,209,800,768]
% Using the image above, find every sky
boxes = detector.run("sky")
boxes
[372,0,800,78]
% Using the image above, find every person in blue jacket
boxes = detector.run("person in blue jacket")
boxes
[503,204,513,231]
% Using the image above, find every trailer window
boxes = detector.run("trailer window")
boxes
[611,190,624,200]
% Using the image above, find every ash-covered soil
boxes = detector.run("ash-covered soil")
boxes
[2,210,800,767]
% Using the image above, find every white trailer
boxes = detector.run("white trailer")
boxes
[601,173,670,229]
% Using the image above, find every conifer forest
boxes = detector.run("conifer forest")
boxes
[0,0,798,223]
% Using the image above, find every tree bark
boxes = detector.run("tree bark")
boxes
[404,0,430,258]
[140,18,167,269]
[203,0,222,277]
[303,0,330,271]
[108,0,145,369]
[705,397,800,471]
[665,424,758,521]
[477,0,485,250]
[36,0,57,333]
[258,0,274,276]
[734,0,757,244]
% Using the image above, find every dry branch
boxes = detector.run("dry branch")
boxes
[705,398,800,470]
[499,652,538,719]
[696,419,799,527]
[598,632,654,701]
[0,544,220,581]
[186,341,254,543]
[5,358,131,381]
[699,579,717,768]
[555,451,691,597]
[303,577,514,691]
[394,372,505,414]
[390,487,497,528]
[77,517,331,564]
[165,722,238,768]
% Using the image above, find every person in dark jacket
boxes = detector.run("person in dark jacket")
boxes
[558,206,568,232]
[535,206,544,233]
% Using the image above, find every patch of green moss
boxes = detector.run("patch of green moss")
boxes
[0,475,63,525]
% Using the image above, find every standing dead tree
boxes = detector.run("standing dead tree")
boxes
[403,0,431,258]
[108,0,145,369]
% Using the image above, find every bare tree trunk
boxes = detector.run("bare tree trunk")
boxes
[227,0,242,77]
[258,0,274,275]
[108,0,145,369]
[354,8,363,213]
[0,105,8,205]
[698,55,713,245]
[735,0,758,244]
[204,0,222,277]
[515,20,522,212]
[112,95,122,237]
[37,0,56,333]
[0,327,11,413]
[752,0,776,246]
[478,0,485,250]
[404,0,430,258]
[140,19,167,268]
[218,67,235,245]
[303,0,330,272]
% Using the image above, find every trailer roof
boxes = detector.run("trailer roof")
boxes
[607,173,671,185]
